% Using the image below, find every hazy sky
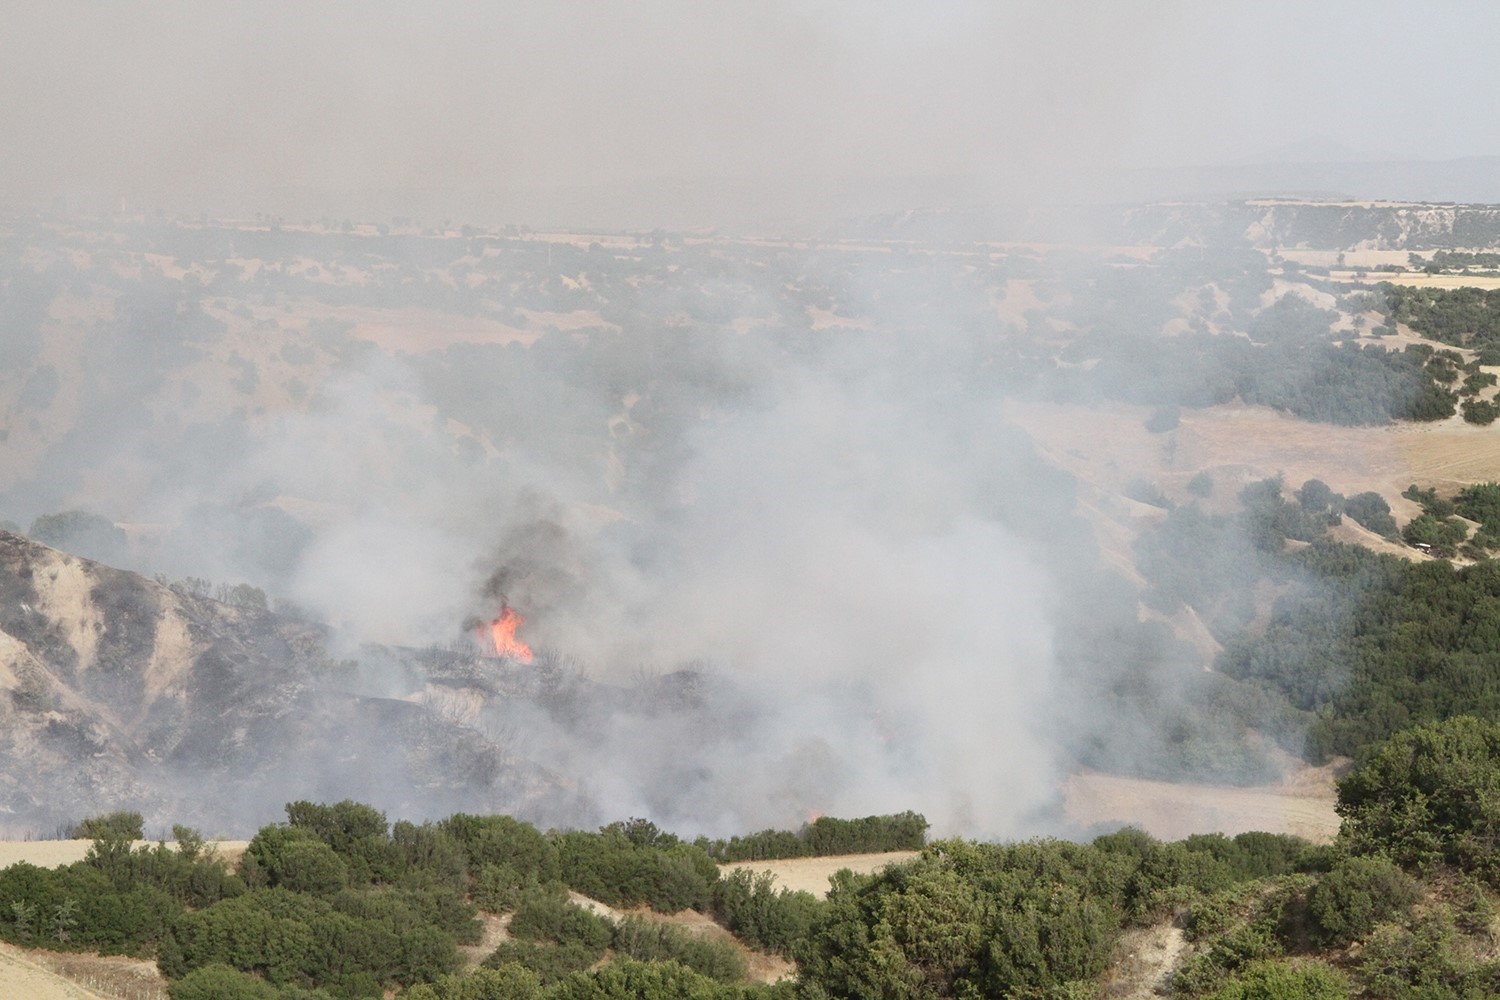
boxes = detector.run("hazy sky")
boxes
[5,1,1500,225]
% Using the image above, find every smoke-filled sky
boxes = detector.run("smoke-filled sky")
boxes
[6,1,1500,226]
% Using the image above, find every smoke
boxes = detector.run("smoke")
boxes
[10,3,1500,226]
[3,4,1474,838]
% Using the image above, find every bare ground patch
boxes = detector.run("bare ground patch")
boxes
[1101,924,1189,999]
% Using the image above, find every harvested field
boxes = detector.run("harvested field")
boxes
[1327,271,1500,290]
[14,947,165,1000]
[1064,763,1343,843]
[0,840,250,870]
[718,852,920,897]
[0,941,116,1000]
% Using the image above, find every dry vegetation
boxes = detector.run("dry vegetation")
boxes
[716,851,922,898]
[0,840,250,870]
[1064,762,1343,843]
[0,940,125,1000]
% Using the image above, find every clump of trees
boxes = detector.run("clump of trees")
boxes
[1050,291,1465,425]
[702,811,929,863]
[1386,283,1500,362]
[26,510,129,565]
[10,749,1500,1000]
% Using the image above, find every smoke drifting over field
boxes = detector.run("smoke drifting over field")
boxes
[8,4,1495,839]
[0,208,1130,838]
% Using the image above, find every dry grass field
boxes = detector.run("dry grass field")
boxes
[717,851,921,897]
[1328,271,1500,290]
[1065,762,1343,843]
[0,943,116,1000]
[0,840,250,870]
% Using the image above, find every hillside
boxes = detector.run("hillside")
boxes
[5,204,1500,838]
[0,530,569,834]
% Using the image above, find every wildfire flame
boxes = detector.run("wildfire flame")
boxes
[485,604,534,663]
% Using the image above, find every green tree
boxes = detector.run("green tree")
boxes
[10,900,35,942]
[1296,479,1337,513]
[52,897,78,944]
[1343,491,1397,537]
[1305,856,1419,945]
[274,840,349,896]
[547,958,728,1000]
[73,810,145,840]
[1337,716,1500,874]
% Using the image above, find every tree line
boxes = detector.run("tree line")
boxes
[11,717,1500,999]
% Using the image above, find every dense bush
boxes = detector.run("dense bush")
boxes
[799,839,1131,999]
[1306,856,1420,945]
[0,838,245,957]
[402,964,543,1000]
[710,868,822,956]
[611,916,747,983]
[546,957,747,1000]
[1343,490,1398,537]
[703,811,928,862]
[507,884,613,951]
[168,962,336,1000]
[1387,283,1500,356]
[72,811,145,840]
[1216,543,1500,759]
[1052,320,1456,425]
[554,823,718,912]
[1337,716,1500,875]
[1125,842,1242,921]
[164,886,461,994]
[1179,832,1318,881]
[482,940,604,985]
[439,814,559,883]
[1206,959,1350,1000]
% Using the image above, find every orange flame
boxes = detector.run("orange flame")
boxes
[485,604,534,663]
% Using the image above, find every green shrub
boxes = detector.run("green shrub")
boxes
[167,963,280,1000]
[1125,843,1239,921]
[1355,911,1478,998]
[507,884,613,950]
[1207,959,1350,1000]
[482,940,603,984]
[472,863,528,914]
[545,957,731,1000]
[710,868,822,956]
[611,916,746,983]
[400,963,542,1000]
[1337,716,1500,874]
[1306,856,1419,946]
[73,811,145,840]
[274,841,349,896]
[439,815,558,882]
